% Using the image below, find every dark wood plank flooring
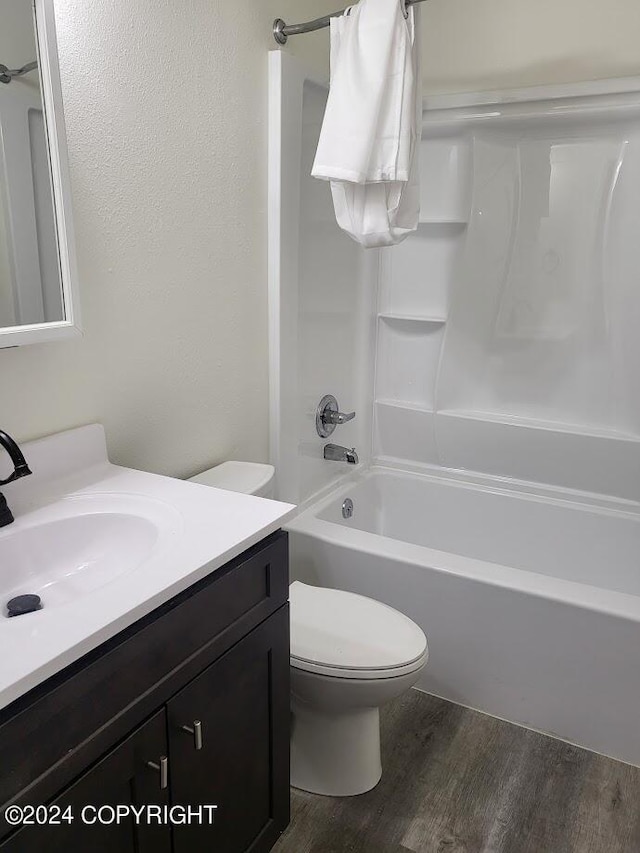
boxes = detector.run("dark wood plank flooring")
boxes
[274,689,640,853]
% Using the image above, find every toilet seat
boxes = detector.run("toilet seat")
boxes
[290,581,428,681]
[290,653,428,680]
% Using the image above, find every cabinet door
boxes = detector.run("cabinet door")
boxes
[168,606,290,853]
[1,710,171,853]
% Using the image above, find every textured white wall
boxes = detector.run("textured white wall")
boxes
[278,0,640,94]
[422,0,640,93]
[0,0,333,477]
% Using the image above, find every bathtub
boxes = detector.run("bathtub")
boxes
[286,466,640,766]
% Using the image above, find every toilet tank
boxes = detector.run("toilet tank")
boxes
[189,461,275,499]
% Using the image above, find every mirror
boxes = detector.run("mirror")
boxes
[0,0,80,347]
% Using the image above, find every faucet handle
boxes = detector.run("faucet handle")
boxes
[323,409,355,426]
[316,395,356,438]
[0,429,31,487]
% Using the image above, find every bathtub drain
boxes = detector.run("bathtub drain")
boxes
[342,498,354,519]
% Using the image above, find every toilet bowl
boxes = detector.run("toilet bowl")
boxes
[189,462,428,797]
[290,581,428,796]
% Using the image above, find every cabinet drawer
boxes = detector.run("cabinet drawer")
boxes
[0,532,288,817]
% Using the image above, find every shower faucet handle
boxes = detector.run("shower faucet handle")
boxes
[316,395,357,438]
[323,409,355,426]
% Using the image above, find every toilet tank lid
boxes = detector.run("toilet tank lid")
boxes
[189,461,274,495]
[290,581,427,673]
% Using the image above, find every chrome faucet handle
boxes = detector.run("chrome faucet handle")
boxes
[323,409,355,426]
[316,395,357,438]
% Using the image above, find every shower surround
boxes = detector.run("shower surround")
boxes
[269,56,640,765]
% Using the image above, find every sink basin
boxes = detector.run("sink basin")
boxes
[0,423,295,710]
[0,494,182,615]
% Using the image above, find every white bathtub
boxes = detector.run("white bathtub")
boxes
[286,466,640,766]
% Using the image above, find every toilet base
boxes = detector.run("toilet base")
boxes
[291,699,382,796]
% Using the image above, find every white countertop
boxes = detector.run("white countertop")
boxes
[0,425,295,711]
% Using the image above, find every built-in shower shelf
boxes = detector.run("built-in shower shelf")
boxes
[378,313,447,324]
[374,401,438,464]
[375,399,433,413]
[434,410,640,500]
[418,135,472,224]
[438,409,640,441]
[417,217,468,226]
[375,320,444,411]
[378,222,464,320]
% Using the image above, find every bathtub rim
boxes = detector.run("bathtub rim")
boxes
[286,464,640,624]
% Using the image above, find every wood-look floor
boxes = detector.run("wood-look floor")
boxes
[273,690,640,853]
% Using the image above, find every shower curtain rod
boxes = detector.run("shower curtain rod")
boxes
[0,60,38,85]
[273,0,426,44]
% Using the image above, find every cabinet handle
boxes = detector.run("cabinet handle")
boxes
[181,720,203,751]
[147,756,169,789]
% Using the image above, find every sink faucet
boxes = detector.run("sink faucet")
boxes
[324,444,359,465]
[0,430,32,528]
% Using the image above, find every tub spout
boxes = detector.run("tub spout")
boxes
[324,444,359,464]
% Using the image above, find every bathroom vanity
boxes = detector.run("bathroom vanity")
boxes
[0,425,295,852]
[0,531,290,853]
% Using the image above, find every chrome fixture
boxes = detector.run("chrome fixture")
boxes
[181,720,204,751]
[274,0,426,44]
[324,444,359,465]
[0,430,32,528]
[342,498,354,519]
[316,394,356,439]
[0,60,38,85]
[146,756,169,790]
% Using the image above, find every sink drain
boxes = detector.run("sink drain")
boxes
[6,594,42,617]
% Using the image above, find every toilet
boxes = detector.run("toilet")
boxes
[289,581,427,796]
[189,461,428,797]
[189,460,276,498]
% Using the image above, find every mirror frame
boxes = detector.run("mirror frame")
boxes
[0,0,81,348]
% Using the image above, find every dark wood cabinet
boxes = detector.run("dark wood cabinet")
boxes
[1,710,171,853]
[0,532,290,853]
[169,609,289,853]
